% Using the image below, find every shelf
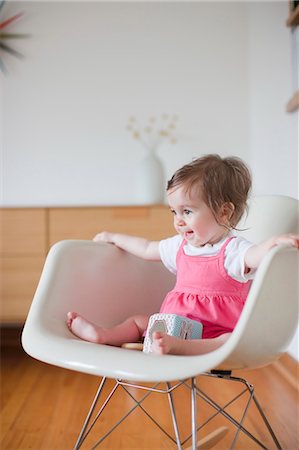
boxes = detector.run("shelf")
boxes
[287,4,299,27]
[286,90,299,112]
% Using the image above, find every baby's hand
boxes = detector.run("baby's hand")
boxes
[93,231,115,244]
[273,234,299,249]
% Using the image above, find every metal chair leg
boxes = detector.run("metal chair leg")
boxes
[252,392,282,450]
[191,377,198,450]
[167,382,183,450]
[74,377,111,449]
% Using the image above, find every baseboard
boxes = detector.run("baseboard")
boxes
[0,325,23,348]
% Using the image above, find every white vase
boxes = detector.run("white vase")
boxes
[135,153,165,204]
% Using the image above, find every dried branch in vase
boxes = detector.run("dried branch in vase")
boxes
[126,114,179,153]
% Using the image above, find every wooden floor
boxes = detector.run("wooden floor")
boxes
[1,345,298,450]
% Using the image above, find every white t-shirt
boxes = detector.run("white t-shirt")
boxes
[159,232,255,283]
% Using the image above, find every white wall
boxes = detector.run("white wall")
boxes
[248,2,298,198]
[1,1,298,357]
[2,1,249,206]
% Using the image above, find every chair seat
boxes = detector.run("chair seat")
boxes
[24,318,233,381]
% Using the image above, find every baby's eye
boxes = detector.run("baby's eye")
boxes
[183,209,192,215]
[170,209,177,216]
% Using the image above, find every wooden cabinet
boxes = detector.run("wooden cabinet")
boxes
[49,205,172,246]
[0,208,47,255]
[0,209,48,324]
[1,256,46,323]
[0,205,173,324]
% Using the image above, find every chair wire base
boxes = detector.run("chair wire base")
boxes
[74,372,282,450]
[199,371,282,450]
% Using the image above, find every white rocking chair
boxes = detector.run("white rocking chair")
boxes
[22,195,299,449]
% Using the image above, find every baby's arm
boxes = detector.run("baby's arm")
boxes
[244,233,299,271]
[93,231,161,261]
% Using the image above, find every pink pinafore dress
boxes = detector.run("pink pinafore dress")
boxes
[159,237,251,339]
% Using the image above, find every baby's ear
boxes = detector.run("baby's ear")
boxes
[220,202,235,222]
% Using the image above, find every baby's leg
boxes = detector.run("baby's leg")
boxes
[151,332,230,356]
[67,312,148,346]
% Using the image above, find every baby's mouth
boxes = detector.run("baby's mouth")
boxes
[184,230,194,239]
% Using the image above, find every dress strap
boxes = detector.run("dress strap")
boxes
[178,238,187,252]
[219,236,236,256]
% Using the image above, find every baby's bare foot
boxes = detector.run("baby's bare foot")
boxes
[67,312,104,343]
[67,311,78,329]
[151,331,180,355]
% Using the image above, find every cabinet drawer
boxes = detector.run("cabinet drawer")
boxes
[49,206,173,246]
[0,209,47,255]
[0,256,45,324]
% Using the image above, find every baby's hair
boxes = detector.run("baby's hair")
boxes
[167,154,252,228]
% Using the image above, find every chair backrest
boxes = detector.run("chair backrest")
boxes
[237,195,299,242]
[31,240,175,330]
[220,194,299,369]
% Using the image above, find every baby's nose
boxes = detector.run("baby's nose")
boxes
[175,215,186,226]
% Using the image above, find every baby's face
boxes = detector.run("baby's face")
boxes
[167,185,228,247]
